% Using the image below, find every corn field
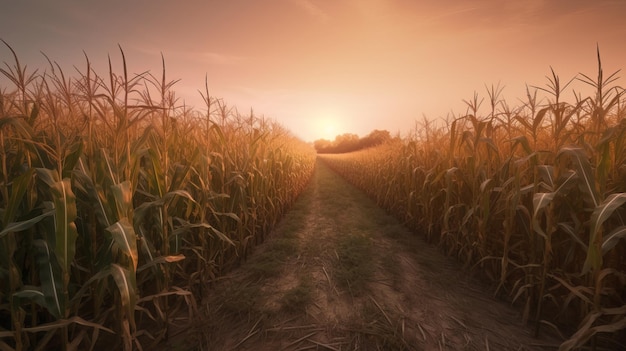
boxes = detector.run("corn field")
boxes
[0,43,316,350]
[320,54,626,350]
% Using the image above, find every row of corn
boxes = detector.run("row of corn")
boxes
[320,57,626,350]
[0,45,316,350]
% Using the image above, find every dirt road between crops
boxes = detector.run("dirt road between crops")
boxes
[173,160,561,350]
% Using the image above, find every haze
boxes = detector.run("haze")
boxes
[2,0,625,142]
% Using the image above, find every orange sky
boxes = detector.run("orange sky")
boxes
[2,0,626,141]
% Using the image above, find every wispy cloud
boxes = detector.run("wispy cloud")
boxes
[290,0,330,22]
[199,52,245,65]
[420,5,480,24]
[129,45,245,66]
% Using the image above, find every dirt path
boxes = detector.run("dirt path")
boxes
[181,160,560,350]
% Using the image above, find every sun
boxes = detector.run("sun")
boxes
[314,115,340,141]
[322,123,337,140]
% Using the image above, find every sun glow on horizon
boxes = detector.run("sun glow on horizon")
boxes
[313,114,342,141]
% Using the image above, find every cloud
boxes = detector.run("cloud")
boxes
[200,52,245,65]
[290,0,330,22]
[128,45,245,66]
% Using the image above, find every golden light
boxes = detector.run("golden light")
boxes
[313,113,341,141]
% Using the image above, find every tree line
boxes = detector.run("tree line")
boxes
[314,129,391,153]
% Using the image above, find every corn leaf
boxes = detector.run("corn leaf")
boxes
[2,168,35,226]
[584,193,626,273]
[75,158,113,227]
[12,285,46,310]
[62,140,84,179]
[33,239,65,319]
[533,107,549,132]
[172,220,235,247]
[554,170,577,194]
[532,192,555,239]
[7,315,114,335]
[167,163,192,193]
[110,263,137,330]
[557,222,588,251]
[137,254,185,273]
[51,178,78,273]
[557,147,599,208]
[107,218,138,271]
[558,309,626,351]
[162,189,197,206]
[36,168,59,188]
[602,225,626,254]
[0,115,34,140]
[536,165,555,190]
[111,181,133,219]
[0,206,54,238]
[510,135,533,156]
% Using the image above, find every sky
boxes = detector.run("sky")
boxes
[1,0,626,142]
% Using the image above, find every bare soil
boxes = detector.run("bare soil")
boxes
[170,160,561,350]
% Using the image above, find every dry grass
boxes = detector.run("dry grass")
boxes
[333,231,375,297]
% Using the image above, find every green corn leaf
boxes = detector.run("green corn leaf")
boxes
[100,148,118,188]
[533,192,555,218]
[69,265,116,306]
[602,225,626,254]
[172,220,235,247]
[111,181,133,219]
[2,168,35,226]
[36,168,59,188]
[145,146,164,198]
[554,170,577,194]
[532,192,555,239]
[584,193,626,273]
[136,230,167,286]
[107,218,138,271]
[162,189,197,206]
[12,286,46,311]
[0,206,54,238]
[167,163,192,193]
[135,190,197,210]
[75,160,113,228]
[557,147,599,208]
[62,140,84,179]
[33,239,65,319]
[50,178,78,273]
[138,228,156,263]
[12,285,45,300]
[591,194,626,237]
[557,222,588,251]
[110,263,137,330]
[137,254,185,273]
[536,165,555,190]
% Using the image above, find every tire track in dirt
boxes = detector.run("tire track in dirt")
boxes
[181,160,560,350]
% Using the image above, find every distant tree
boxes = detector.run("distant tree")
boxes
[314,129,391,153]
[359,129,391,149]
[313,138,332,152]
[333,133,359,153]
